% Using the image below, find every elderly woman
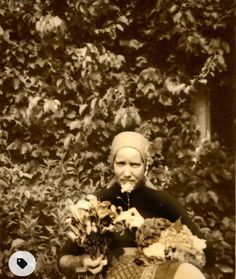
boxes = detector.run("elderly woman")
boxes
[58,131,214,279]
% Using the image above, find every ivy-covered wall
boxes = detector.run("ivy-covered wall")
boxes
[0,0,234,278]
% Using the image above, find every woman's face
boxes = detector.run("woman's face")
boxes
[113,147,145,189]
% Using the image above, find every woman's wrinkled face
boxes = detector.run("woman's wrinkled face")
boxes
[113,147,145,189]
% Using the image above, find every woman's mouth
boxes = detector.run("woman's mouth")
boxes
[121,179,135,183]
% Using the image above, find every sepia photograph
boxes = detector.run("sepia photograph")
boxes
[0,0,235,278]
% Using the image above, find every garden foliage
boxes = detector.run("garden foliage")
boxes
[0,0,234,278]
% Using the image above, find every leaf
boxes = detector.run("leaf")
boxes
[24,190,31,199]
[83,115,91,126]
[217,55,226,68]
[35,57,45,68]
[52,16,62,27]
[64,134,74,149]
[143,83,155,95]
[21,143,32,155]
[56,79,63,88]
[45,226,54,235]
[43,99,60,113]
[69,120,81,130]
[198,79,207,84]
[208,190,218,203]
[221,169,232,180]
[79,104,88,115]
[169,5,178,13]
[136,56,147,67]
[173,11,182,23]
[13,78,20,90]
[0,178,9,188]
[219,266,234,274]
[114,108,126,124]
[210,172,219,184]
[153,137,163,152]
[65,79,73,90]
[116,24,123,32]
[185,10,195,23]
[177,172,185,182]
[222,217,232,229]
[18,170,33,179]
[165,78,186,95]
[11,239,25,249]
[7,140,21,151]
[27,96,41,117]
[121,39,144,49]
[118,16,129,25]
[51,245,57,255]
[91,98,97,110]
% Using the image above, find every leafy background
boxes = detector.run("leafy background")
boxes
[0,0,235,278]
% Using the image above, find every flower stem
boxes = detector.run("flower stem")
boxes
[127,193,130,209]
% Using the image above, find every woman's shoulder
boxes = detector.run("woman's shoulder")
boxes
[141,186,181,208]
[143,185,176,199]
[142,179,177,199]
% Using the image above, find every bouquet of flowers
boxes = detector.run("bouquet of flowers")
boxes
[135,217,206,268]
[66,194,123,259]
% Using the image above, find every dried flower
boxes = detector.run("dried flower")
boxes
[67,195,124,259]
[120,182,135,193]
[136,218,206,268]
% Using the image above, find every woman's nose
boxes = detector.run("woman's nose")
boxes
[123,166,131,177]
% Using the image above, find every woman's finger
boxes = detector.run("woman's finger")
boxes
[87,258,108,275]
[88,265,103,275]
[75,266,87,273]
[83,255,103,268]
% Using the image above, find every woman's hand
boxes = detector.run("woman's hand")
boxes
[59,254,107,275]
[115,207,144,229]
[78,254,108,275]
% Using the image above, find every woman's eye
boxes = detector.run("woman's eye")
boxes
[115,162,125,166]
[131,163,140,167]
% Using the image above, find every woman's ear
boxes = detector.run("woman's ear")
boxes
[144,151,151,176]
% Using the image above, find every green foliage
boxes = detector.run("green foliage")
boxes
[0,0,234,278]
